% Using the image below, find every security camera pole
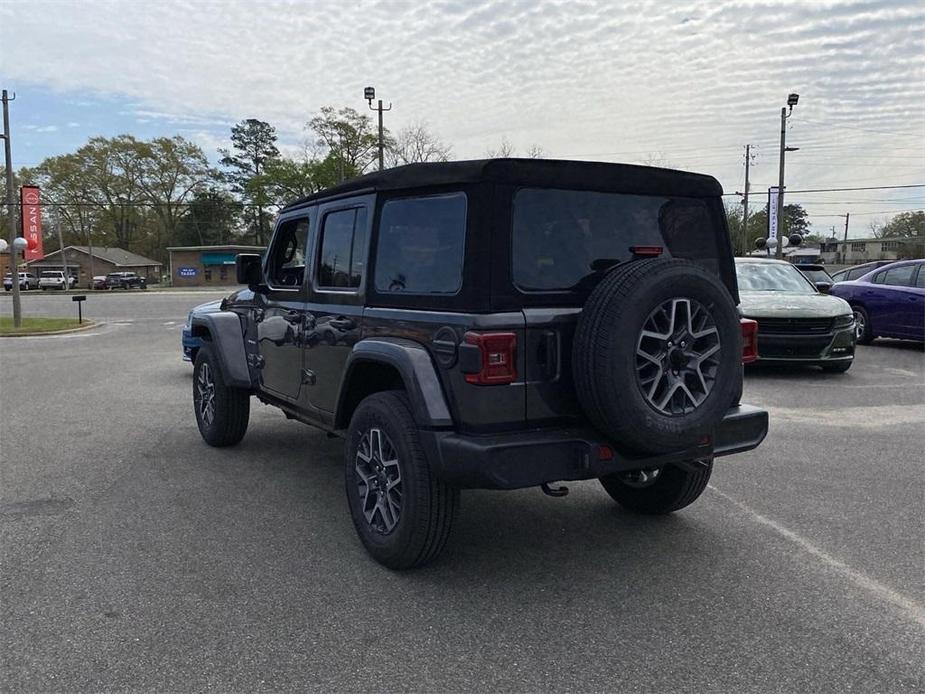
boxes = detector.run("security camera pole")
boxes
[2,89,22,327]
[365,86,392,171]
[775,93,800,259]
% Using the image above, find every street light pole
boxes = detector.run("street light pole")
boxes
[2,89,22,327]
[365,86,392,172]
[775,93,800,260]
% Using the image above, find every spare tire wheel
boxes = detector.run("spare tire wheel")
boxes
[573,257,740,454]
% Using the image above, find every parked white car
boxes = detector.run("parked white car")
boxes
[38,270,77,290]
[3,272,39,290]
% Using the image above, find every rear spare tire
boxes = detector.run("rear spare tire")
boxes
[573,257,740,454]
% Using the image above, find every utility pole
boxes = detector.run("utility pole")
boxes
[365,86,392,171]
[741,144,753,255]
[842,212,850,263]
[775,93,800,259]
[2,89,22,327]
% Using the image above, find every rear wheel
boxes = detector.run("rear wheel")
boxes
[193,344,250,447]
[853,306,874,344]
[600,461,712,514]
[345,391,459,569]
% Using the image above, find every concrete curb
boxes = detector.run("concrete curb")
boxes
[0,320,101,338]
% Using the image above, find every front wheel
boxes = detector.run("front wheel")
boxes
[853,306,874,344]
[193,344,250,447]
[600,460,712,514]
[345,391,459,569]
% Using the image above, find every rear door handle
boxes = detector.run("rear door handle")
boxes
[539,330,559,380]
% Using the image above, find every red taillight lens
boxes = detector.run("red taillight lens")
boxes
[741,318,758,364]
[630,245,664,257]
[464,332,517,385]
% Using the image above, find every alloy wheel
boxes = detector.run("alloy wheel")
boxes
[635,297,722,416]
[854,311,866,340]
[355,428,402,534]
[196,362,216,426]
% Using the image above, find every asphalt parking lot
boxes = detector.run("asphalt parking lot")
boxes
[1,291,923,693]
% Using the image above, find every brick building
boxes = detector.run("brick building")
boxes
[167,245,264,287]
[24,246,162,288]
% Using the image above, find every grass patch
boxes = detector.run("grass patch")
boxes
[0,316,88,335]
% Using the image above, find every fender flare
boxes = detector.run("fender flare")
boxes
[336,338,453,429]
[191,312,252,389]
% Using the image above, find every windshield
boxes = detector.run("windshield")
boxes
[512,188,721,291]
[800,268,830,283]
[737,262,817,293]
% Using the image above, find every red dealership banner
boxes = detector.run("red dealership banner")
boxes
[20,186,44,261]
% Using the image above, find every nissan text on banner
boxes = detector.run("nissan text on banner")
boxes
[767,186,780,244]
[20,186,44,261]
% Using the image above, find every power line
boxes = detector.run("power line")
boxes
[722,184,925,197]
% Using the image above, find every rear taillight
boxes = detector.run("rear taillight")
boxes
[463,332,517,385]
[741,318,758,364]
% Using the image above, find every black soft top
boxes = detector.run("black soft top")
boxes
[282,158,723,211]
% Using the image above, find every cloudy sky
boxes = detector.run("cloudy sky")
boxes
[1,0,923,236]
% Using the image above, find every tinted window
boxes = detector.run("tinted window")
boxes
[512,189,720,291]
[800,269,830,283]
[916,268,925,288]
[267,217,310,288]
[882,264,915,287]
[845,267,866,280]
[375,193,466,294]
[736,262,816,294]
[318,207,367,288]
[872,271,886,284]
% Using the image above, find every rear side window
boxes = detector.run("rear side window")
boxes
[317,207,368,289]
[882,264,915,287]
[916,268,925,288]
[512,188,720,291]
[374,193,467,294]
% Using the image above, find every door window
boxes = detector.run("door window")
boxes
[882,264,915,287]
[317,207,368,289]
[266,218,310,288]
[915,267,925,288]
[374,193,467,294]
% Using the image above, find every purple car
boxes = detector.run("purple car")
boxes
[829,259,925,344]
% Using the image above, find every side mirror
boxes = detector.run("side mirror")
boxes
[236,254,263,289]
[815,281,832,294]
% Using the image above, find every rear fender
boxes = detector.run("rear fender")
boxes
[336,338,453,430]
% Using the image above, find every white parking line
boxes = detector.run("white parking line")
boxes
[708,485,925,629]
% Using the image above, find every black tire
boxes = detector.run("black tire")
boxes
[822,361,852,373]
[600,460,712,514]
[345,391,459,570]
[193,344,250,447]
[853,305,874,344]
[573,258,741,454]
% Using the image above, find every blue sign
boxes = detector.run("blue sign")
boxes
[177,267,198,278]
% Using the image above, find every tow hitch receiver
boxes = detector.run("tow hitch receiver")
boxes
[541,482,569,497]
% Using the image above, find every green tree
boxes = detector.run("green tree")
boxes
[307,106,387,180]
[136,136,213,254]
[175,188,242,246]
[873,210,925,238]
[219,119,280,245]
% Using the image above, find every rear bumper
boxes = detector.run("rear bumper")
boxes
[425,404,769,490]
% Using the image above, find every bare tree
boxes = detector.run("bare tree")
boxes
[486,136,515,158]
[388,122,452,166]
[526,144,545,159]
[639,151,673,168]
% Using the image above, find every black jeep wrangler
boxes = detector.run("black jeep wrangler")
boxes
[190,159,768,569]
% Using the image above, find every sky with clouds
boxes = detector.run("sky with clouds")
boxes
[1,0,923,236]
